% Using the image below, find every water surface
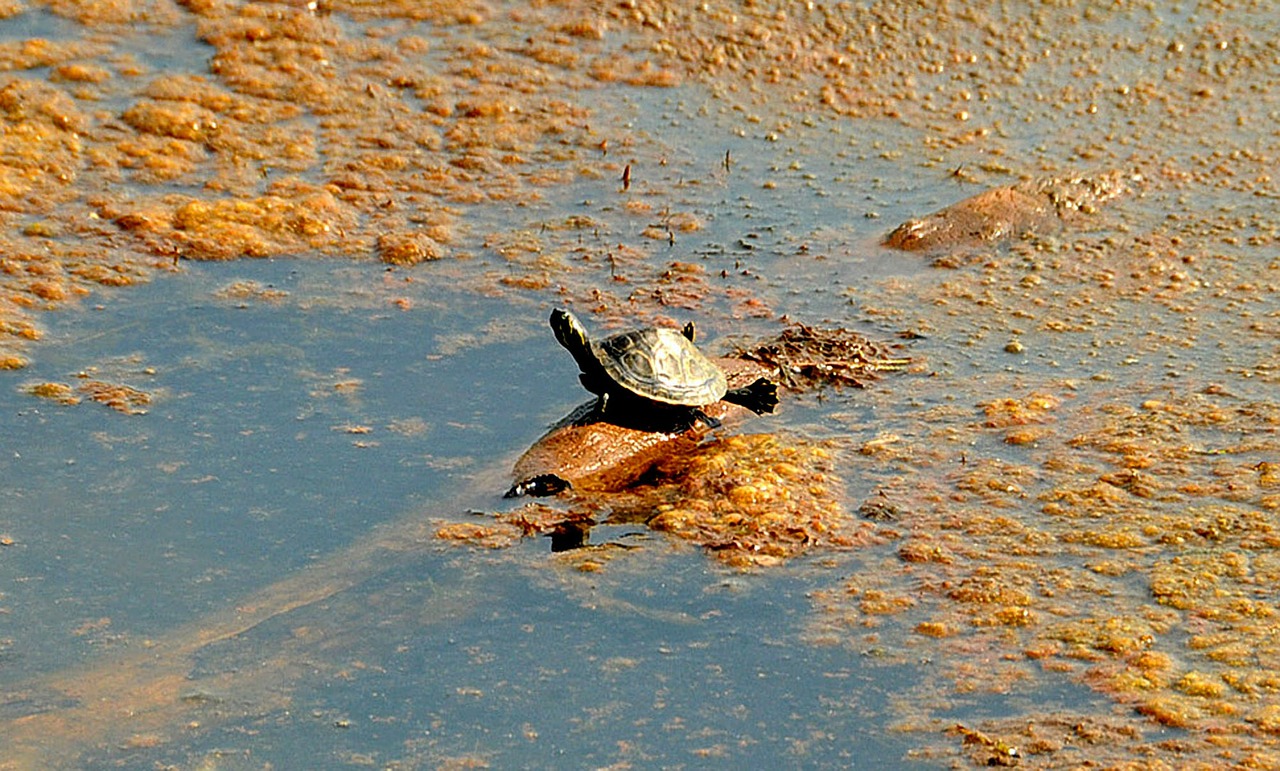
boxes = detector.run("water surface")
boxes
[3,1,1280,767]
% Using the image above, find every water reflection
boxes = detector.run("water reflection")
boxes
[2,262,521,665]
[548,520,589,551]
[0,8,78,41]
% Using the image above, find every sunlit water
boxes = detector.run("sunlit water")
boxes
[0,258,958,768]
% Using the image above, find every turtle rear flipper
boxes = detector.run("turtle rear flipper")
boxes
[723,377,779,415]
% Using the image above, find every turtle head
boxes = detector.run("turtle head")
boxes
[550,308,596,369]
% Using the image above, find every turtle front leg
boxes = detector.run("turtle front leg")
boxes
[723,377,779,415]
[571,393,609,426]
[691,407,723,430]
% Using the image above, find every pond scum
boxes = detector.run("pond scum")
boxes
[3,0,1280,766]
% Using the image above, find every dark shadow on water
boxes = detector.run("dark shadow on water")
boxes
[549,520,591,551]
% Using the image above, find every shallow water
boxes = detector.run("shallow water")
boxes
[2,254,949,768]
[3,1,1280,768]
[0,195,919,764]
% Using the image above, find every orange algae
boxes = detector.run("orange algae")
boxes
[27,381,80,404]
[77,379,150,414]
[640,433,875,567]
[812,378,1280,762]
[502,428,881,569]
[434,521,521,550]
[915,621,956,638]
[212,279,288,302]
[166,188,356,259]
[1,0,1279,767]
[0,0,689,362]
[377,231,445,265]
[434,502,597,551]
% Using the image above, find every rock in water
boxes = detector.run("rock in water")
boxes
[884,172,1129,253]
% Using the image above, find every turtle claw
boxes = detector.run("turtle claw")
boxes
[569,396,608,427]
[505,473,572,498]
[692,408,722,430]
[724,377,779,415]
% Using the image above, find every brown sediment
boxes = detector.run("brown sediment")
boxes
[883,173,1130,254]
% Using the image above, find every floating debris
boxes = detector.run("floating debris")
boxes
[77,380,151,414]
[734,323,911,390]
[639,432,881,567]
[26,381,80,405]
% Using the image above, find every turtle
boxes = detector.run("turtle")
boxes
[550,308,778,430]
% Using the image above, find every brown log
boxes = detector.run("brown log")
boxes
[510,358,774,495]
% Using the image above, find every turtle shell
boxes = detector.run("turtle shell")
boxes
[593,326,728,406]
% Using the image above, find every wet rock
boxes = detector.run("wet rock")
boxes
[883,172,1129,253]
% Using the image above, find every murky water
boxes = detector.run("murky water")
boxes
[1,258,937,767]
[3,1,1280,768]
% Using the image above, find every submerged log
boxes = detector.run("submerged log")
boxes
[509,358,772,496]
[883,172,1129,253]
